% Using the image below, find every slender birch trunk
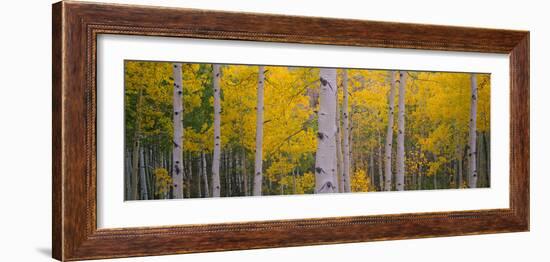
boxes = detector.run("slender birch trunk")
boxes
[456,145,464,188]
[377,130,384,191]
[253,66,265,196]
[211,64,222,197]
[125,150,132,200]
[483,132,490,186]
[396,71,406,191]
[349,110,355,178]
[468,74,478,188]
[162,151,169,199]
[236,156,242,195]
[384,71,397,191]
[131,144,139,200]
[139,148,148,200]
[458,152,463,188]
[227,148,233,196]
[477,132,483,186]
[131,87,143,200]
[477,132,485,187]
[369,153,374,187]
[172,63,184,199]
[418,154,423,190]
[223,150,230,197]
[342,70,351,192]
[201,151,210,197]
[241,149,248,196]
[360,152,366,172]
[336,101,345,193]
[144,147,152,198]
[315,68,338,193]
[186,154,192,198]
[196,156,202,197]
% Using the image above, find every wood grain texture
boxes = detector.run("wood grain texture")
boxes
[52,2,63,260]
[52,1,530,261]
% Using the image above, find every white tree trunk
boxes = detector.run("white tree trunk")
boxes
[172,63,184,198]
[211,64,222,197]
[342,70,351,193]
[139,148,148,200]
[131,139,140,200]
[241,150,248,196]
[236,156,242,194]
[418,154,423,189]
[131,87,144,200]
[384,71,397,191]
[369,153,374,186]
[196,156,202,197]
[223,151,229,196]
[253,66,265,196]
[125,150,132,199]
[336,101,344,193]
[202,151,210,197]
[455,139,463,189]
[227,148,232,196]
[349,110,354,178]
[377,130,384,191]
[458,152,463,188]
[468,74,478,188]
[186,154,192,198]
[314,68,338,194]
[396,71,407,191]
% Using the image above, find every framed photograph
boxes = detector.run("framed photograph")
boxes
[52,1,529,261]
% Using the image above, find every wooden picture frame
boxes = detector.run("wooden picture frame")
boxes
[52,1,529,261]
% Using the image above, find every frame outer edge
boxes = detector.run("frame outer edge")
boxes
[52,1,64,261]
[52,1,531,260]
[510,33,530,229]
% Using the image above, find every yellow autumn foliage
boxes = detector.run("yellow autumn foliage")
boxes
[125,60,491,198]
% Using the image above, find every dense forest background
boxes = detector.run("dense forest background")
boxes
[124,61,490,200]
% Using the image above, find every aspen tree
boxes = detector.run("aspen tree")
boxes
[342,70,351,192]
[202,151,210,197]
[384,71,397,191]
[336,100,345,192]
[253,66,265,196]
[396,71,407,191]
[315,68,338,193]
[468,74,478,188]
[139,148,148,199]
[211,64,222,197]
[172,63,184,198]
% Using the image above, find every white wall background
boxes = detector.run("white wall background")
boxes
[0,0,547,261]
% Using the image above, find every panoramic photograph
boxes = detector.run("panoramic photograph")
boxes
[124,61,490,201]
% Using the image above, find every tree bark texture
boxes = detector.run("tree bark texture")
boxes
[384,71,397,191]
[315,68,338,194]
[201,151,210,197]
[241,149,248,196]
[396,71,407,191]
[211,64,222,197]
[377,130,384,191]
[253,66,265,196]
[139,147,148,200]
[172,63,184,198]
[342,70,351,192]
[131,87,143,200]
[336,100,345,193]
[468,73,478,188]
